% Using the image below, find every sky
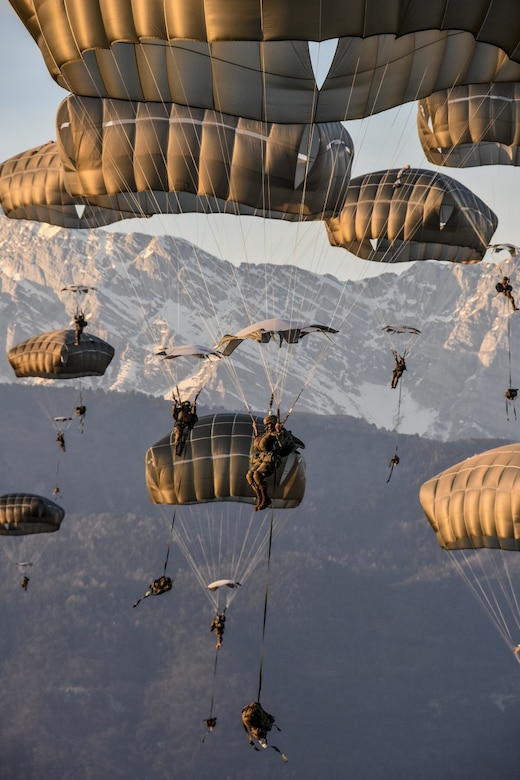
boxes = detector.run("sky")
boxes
[0,2,519,282]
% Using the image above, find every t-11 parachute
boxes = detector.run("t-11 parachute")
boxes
[146,412,305,508]
[9,1,520,122]
[418,84,520,167]
[8,329,114,379]
[0,493,64,535]
[326,167,498,263]
[420,443,520,550]
[420,444,520,656]
[56,96,353,220]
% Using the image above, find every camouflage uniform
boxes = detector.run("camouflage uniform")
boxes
[246,416,283,511]
[172,400,198,456]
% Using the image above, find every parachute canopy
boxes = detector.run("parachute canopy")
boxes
[0,141,126,228]
[419,443,520,551]
[9,1,520,122]
[418,84,520,167]
[215,318,338,357]
[56,96,354,220]
[8,329,115,379]
[382,325,421,336]
[0,493,64,536]
[146,413,305,507]
[326,167,498,263]
[156,344,221,361]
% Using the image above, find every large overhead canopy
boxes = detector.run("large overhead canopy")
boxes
[9,0,520,122]
[56,95,353,219]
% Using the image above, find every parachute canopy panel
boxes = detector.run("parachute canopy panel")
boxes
[418,84,520,167]
[146,413,305,508]
[56,96,353,220]
[9,1,520,122]
[0,493,64,536]
[326,167,498,263]
[8,329,115,379]
[419,443,520,551]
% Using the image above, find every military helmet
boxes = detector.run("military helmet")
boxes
[263,415,277,425]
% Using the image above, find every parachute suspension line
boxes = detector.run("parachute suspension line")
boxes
[256,512,275,703]
[202,645,221,742]
[447,550,520,653]
[162,511,176,576]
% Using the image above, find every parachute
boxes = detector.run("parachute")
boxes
[56,96,354,221]
[325,167,498,264]
[419,444,520,656]
[9,1,520,122]
[8,329,115,380]
[156,344,222,361]
[0,493,65,587]
[0,493,64,536]
[419,444,520,551]
[215,319,338,358]
[418,84,520,168]
[0,141,127,228]
[146,412,305,615]
[146,413,305,508]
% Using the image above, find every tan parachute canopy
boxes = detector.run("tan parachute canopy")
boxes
[215,318,338,357]
[0,141,127,228]
[9,0,520,122]
[55,95,353,220]
[0,493,64,536]
[418,84,520,167]
[325,167,498,263]
[146,412,305,507]
[419,443,520,551]
[8,329,115,379]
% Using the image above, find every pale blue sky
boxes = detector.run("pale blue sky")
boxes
[0,2,518,280]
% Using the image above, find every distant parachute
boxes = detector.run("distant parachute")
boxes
[9,1,520,122]
[215,319,338,357]
[418,84,520,167]
[156,344,222,361]
[326,168,498,263]
[146,413,305,508]
[8,329,114,380]
[56,96,353,220]
[420,444,520,655]
[0,141,127,228]
[0,493,64,536]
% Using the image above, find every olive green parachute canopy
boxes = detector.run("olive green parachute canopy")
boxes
[215,318,338,357]
[56,96,353,219]
[325,167,498,263]
[8,329,115,379]
[0,493,64,536]
[418,84,520,167]
[0,141,128,228]
[146,413,305,507]
[9,0,520,122]
[419,443,520,551]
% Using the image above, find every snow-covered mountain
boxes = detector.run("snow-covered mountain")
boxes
[0,215,518,441]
